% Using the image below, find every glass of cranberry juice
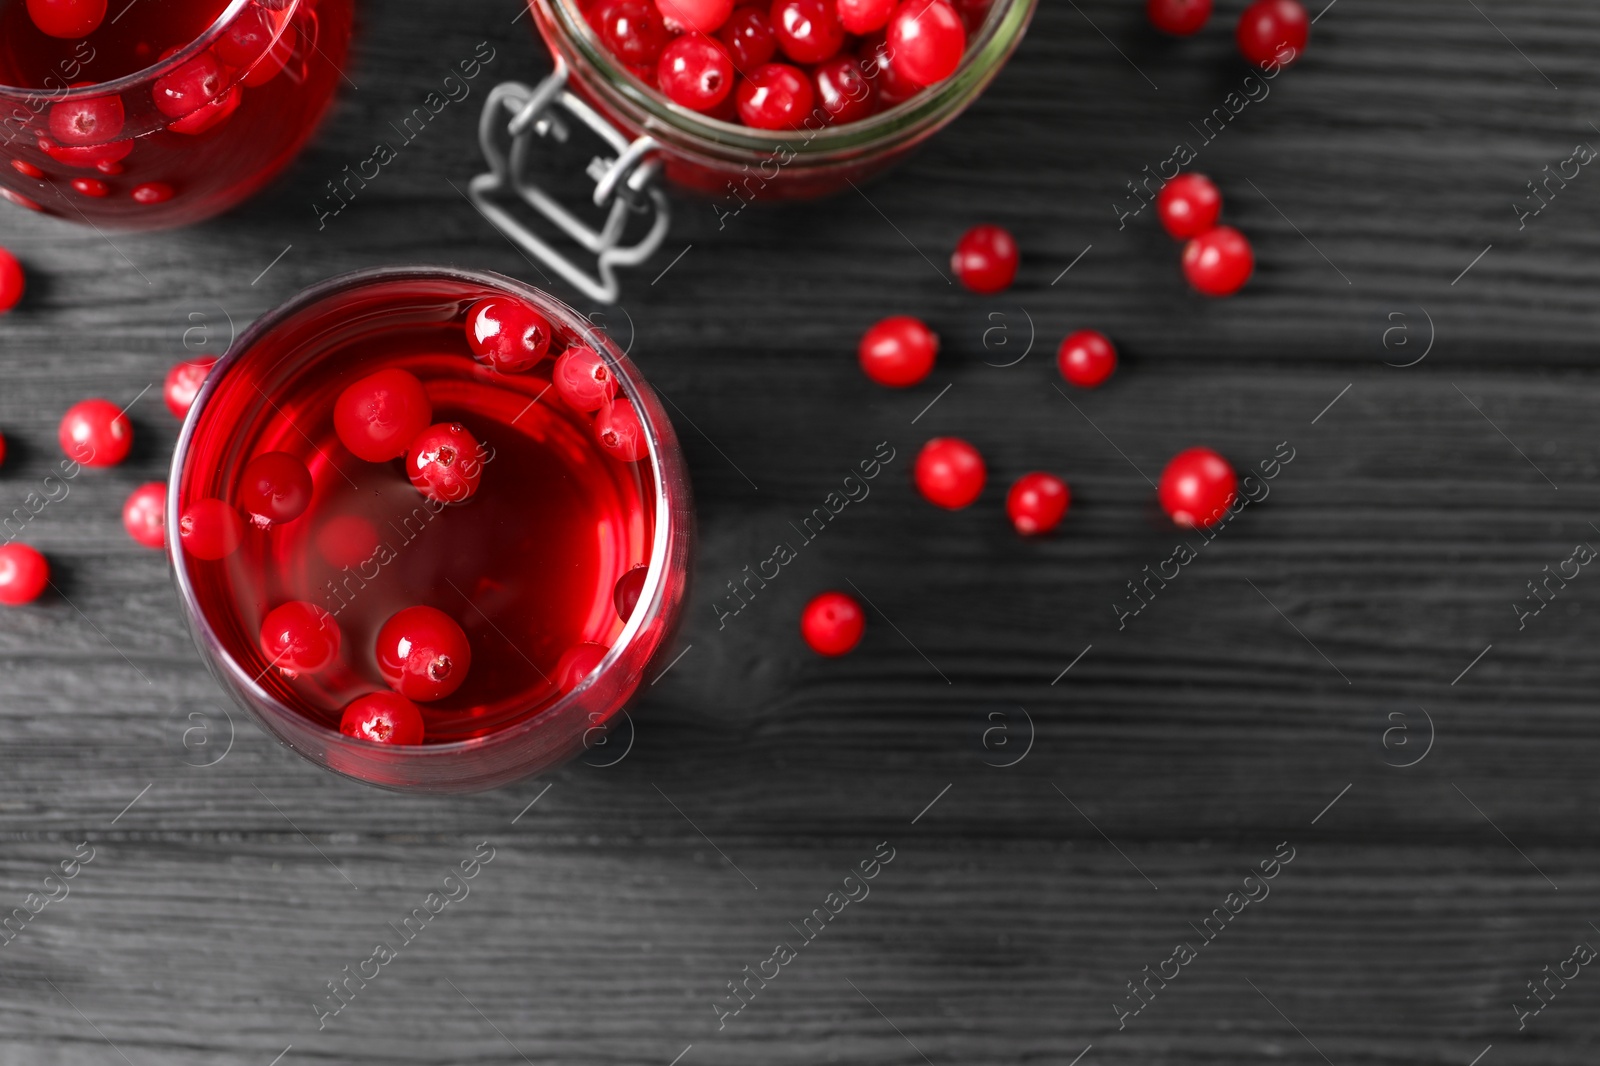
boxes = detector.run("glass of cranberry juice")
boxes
[0,0,353,228]
[169,267,691,792]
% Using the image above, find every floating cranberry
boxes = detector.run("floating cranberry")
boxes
[658,35,736,112]
[465,296,552,372]
[885,0,966,87]
[1147,0,1211,35]
[837,0,893,34]
[376,605,472,701]
[800,590,864,656]
[553,345,616,411]
[718,5,777,68]
[736,62,814,129]
[315,513,380,570]
[239,451,313,526]
[407,422,484,504]
[596,398,649,461]
[178,499,243,560]
[814,56,874,123]
[771,0,845,63]
[153,51,227,118]
[556,641,610,691]
[1056,329,1117,388]
[0,248,23,313]
[70,177,108,197]
[122,482,167,549]
[1156,172,1221,240]
[11,159,43,179]
[951,223,1018,294]
[657,0,733,31]
[132,182,175,205]
[1159,447,1237,528]
[1237,0,1308,67]
[0,188,43,212]
[1182,225,1254,297]
[59,398,132,467]
[215,8,280,68]
[168,86,240,135]
[164,356,217,419]
[95,158,123,175]
[260,600,341,675]
[1006,472,1069,535]
[614,564,649,620]
[26,0,105,37]
[48,93,124,146]
[914,437,985,509]
[858,315,937,387]
[590,0,672,71]
[38,135,132,170]
[0,544,48,606]
[339,692,425,745]
[334,367,432,462]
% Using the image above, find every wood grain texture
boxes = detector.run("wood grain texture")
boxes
[2,0,1600,1063]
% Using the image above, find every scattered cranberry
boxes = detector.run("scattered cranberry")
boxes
[132,182,175,205]
[597,398,649,461]
[407,423,484,504]
[800,590,864,656]
[814,56,874,123]
[11,159,43,179]
[465,296,552,372]
[70,177,109,197]
[0,544,48,606]
[718,5,777,67]
[260,601,340,675]
[377,605,473,701]
[914,437,985,509]
[1006,472,1068,535]
[315,513,380,570]
[1056,329,1117,388]
[951,223,1018,294]
[771,0,846,63]
[658,35,735,112]
[885,0,966,87]
[95,158,123,175]
[48,93,124,146]
[837,0,893,34]
[1237,0,1308,67]
[334,368,433,462]
[0,248,23,313]
[1156,172,1222,240]
[239,451,313,526]
[590,0,672,72]
[737,62,814,129]
[339,692,424,745]
[59,398,132,467]
[614,564,649,620]
[178,499,244,560]
[153,52,227,118]
[1159,447,1237,528]
[26,0,105,37]
[657,0,733,32]
[1182,225,1254,297]
[858,315,937,387]
[122,482,167,549]
[553,345,616,411]
[555,641,610,691]
[1147,0,1211,35]
[164,356,216,419]
[39,135,132,170]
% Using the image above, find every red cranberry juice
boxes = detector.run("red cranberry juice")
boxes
[0,0,352,227]
[178,278,655,743]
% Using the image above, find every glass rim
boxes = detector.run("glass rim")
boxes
[166,263,682,757]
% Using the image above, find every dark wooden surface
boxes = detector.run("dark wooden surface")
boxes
[4,0,1600,1063]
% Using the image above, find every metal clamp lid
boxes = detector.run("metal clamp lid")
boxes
[470,59,671,305]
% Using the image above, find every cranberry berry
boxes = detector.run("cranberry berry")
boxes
[719,5,778,68]
[814,56,874,123]
[737,62,814,129]
[178,499,244,560]
[614,564,649,620]
[859,315,937,387]
[259,600,341,675]
[859,33,920,106]
[596,398,649,461]
[1006,472,1069,535]
[26,0,106,37]
[377,605,472,701]
[465,296,553,372]
[164,356,217,419]
[590,0,672,73]
[122,482,167,549]
[59,398,132,467]
[885,0,966,87]
[1147,0,1211,35]
[0,248,24,313]
[315,514,381,570]
[48,93,124,146]
[657,0,733,33]
[0,544,48,606]
[153,51,227,118]
[132,182,176,205]
[239,451,314,527]
[334,367,433,462]
[553,345,616,411]
[951,223,1019,294]
[1237,0,1308,67]
[914,437,985,509]
[659,36,735,112]
[1057,329,1117,388]
[339,692,425,745]
[1156,172,1222,240]
[71,177,109,197]
[1159,447,1237,528]
[771,0,846,64]
[1183,225,1254,297]
[556,641,610,691]
[837,0,894,35]
[407,422,484,504]
[800,590,864,656]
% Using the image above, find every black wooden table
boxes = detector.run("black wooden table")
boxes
[3,0,1598,1063]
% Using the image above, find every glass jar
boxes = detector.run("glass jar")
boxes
[0,0,353,229]
[169,266,693,792]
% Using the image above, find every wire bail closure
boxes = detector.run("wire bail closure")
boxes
[470,59,671,305]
